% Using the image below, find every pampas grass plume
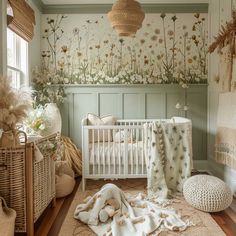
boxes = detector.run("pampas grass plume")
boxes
[0,76,32,131]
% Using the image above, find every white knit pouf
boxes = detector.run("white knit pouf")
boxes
[183,175,233,212]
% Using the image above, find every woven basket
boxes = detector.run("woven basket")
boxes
[0,197,16,236]
[0,134,57,233]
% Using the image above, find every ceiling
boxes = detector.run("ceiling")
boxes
[42,0,158,4]
[42,0,209,5]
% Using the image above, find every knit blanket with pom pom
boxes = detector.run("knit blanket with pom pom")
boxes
[74,183,191,236]
[144,117,192,199]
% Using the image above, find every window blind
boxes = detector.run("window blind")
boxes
[7,0,35,42]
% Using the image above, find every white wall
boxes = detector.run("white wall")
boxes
[27,0,42,81]
[208,0,236,195]
[0,0,7,75]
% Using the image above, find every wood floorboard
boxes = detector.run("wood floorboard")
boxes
[211,210,236,236]
[47,177,81,236]
[35,198,65,236]
[225,207,236,224]
[24,176,236,236]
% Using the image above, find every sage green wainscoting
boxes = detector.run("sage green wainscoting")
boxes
[60,84,207,160]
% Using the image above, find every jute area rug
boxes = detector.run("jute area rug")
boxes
[59,179,226,236]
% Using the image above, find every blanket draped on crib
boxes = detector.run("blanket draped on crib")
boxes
[144,119,193,199]
[215,93,236,169]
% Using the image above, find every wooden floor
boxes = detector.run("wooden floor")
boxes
[36,178,81,236]
[19,177,236,236]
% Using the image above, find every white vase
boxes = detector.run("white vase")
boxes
[44,103,62,135]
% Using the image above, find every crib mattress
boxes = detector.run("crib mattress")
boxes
[89,141,146,166]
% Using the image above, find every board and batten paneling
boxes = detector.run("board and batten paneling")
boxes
[60,84,207,160]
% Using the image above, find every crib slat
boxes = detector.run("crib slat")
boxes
[142,128,144,175]
[119,128,121,175]
[131,128,133,175]
[103,129,105,175]
[108,129,111,175]
[92,129,95,175]
[136,128,138,174]
[124,128,128,176]
[98,129,100,175]
[113,129,115,174]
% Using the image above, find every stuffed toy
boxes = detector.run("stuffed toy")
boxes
[99,198,120,223]
[74,183,132,226]
[55,161,75,198]
[55,174,75,198]
[76,195,121,224]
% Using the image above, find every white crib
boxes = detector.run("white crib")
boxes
[81,117,190,191]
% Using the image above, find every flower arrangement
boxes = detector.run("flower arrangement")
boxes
[32,69,66,106]
[0,76,32,132]
[25,105,51,135]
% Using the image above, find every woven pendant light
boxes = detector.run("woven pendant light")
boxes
[108,0,145,37]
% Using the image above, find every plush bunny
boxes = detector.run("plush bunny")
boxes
[99,205,115,223]
[107,198,120,210]
[98,198,120,223]
[74,184,130,226]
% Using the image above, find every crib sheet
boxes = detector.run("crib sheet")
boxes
[89,141,146,166]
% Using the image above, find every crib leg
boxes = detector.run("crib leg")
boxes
[82,177,86,191]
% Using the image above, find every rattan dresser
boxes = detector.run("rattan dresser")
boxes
[0,134,57,236]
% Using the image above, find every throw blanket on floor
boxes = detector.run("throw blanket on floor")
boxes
[74,183,191,236]
[144,118,192,199]
[215,93,236,169]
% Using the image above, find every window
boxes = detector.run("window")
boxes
[7,28,28,89]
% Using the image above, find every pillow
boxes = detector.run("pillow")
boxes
[87,113,116,126]
[87,113,116,142]
[114,130,135,143]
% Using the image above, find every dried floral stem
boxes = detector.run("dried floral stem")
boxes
[0,121,11,131]
[162,17,169,71]
[172,20,176,74]
[184,34,187,78]
[0,76,32,131]
[43,15,65,72]
[209,11,236,54]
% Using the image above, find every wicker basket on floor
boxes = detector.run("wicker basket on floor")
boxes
[0,133,58,234]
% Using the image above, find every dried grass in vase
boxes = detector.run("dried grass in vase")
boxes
[0,76,32,146]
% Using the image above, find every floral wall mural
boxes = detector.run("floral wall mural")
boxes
[233,0,236,11]
[38,13,208,88]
